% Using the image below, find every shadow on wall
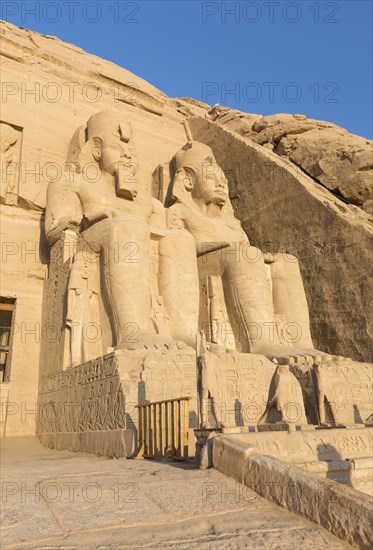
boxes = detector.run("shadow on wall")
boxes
[316,443,353,488]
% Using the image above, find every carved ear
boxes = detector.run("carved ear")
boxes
[91,138,102,162]
[176,168,194,192]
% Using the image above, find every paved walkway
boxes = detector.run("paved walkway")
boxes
[1,437,351,549]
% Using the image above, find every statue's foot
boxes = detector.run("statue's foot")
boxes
[116,332,191,352]
[206,343,239,355]
[252,344,330,364]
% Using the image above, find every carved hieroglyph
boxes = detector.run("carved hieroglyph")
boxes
[37,349,198,456]
[0,122,22,206]
[197,330,278,429]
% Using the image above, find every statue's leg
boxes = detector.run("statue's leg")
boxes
[269,254,314,348]
[81,293,102,362]
[70,323,83,367]
[70,297,83,366]
[223,244,280,352]
[158,230,199,347]
[82,217,151,346]
[319,394,326,424]
[106,217,151,344]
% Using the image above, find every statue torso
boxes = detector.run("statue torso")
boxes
[169,201,248,250]
[78,174,153,226]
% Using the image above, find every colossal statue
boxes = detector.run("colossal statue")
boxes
[45,114,318,362]
[165,141,316,357]
[40,111,373,442]
[45,111,192,351]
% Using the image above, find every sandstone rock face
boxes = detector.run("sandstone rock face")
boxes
[188,117,373,362]
[1,18,372,444]
[209,108,373,215]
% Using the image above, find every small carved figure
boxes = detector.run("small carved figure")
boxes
[66,250,101,366]
[312,359,340,425]
[259,363,308,425]
[197,332,224,429]
[0,122,19,205]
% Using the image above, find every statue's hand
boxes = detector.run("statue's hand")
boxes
[47,216,82,243]
[65,216,82,229]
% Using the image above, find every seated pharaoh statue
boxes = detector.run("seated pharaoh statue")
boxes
[45,112,320,364]
[45,111,193,353]
[163,141,320,359]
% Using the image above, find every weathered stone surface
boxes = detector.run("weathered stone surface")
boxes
[0,436,353,549]
[208,107,373,215]
[37,349,198,456]
[212,434,373,549]
[0,207,47,435]
[228,427,373,495]
[188,116,373,362]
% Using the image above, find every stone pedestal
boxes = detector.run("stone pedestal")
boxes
[37,349,197,457]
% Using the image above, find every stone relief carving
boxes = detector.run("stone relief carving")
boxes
[66,250,101,366]
[0,122,21,206]
[312,358,341,425]
[259,362,308,427]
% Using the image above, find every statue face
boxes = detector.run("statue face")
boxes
[194,162,229,208]
[98,137,136,176]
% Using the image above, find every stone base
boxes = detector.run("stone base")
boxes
[217,426,373,496]
[211,433,373,549]
[38,429,133,458]
[257,423,316,432]
[37,349,198,457]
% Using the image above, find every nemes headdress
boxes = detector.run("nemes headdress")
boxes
[173,141,216,181]
[66,111,133,172]
[86,111,132,142]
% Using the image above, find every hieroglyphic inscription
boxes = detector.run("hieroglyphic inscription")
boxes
[141,351,198,428]
[202,353,277,428]
[292,358,373,425]
[37,354,125,433]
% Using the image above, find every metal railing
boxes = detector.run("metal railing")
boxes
[137,397,191,459]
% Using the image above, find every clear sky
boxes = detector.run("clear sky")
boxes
[2,0,372,138]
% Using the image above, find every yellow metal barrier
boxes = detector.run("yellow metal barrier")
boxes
[137,397,191,459]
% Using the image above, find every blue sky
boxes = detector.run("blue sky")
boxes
[2,0,372,138]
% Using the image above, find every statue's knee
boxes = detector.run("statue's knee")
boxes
[227,244,263,266]
[270,253,299,278]
[282,253,298,265]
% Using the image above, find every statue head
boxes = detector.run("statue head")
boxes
[169,142,229,208]
[86,111,138,199]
